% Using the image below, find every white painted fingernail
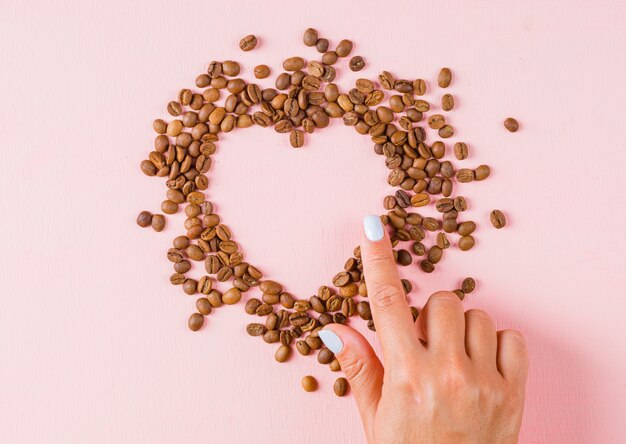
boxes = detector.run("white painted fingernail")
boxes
[318,329,343,354]
[363,215,384,241]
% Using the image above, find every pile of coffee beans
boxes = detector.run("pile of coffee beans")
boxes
[137,29,513,396]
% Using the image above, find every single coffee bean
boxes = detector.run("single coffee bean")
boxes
[349,56,365,71]
[402,279,412,294]
[260,280,282,295]
[438,125,454,138]
[411,193,430,207]
[420,260,435,273]
[256,304,273,316]
[239,34,257,51]
[453,289,465,301]
[283,56,305,71]
[462,277,476,294]
[329,359,341,372]
[188,313,204,331]
[335,39,353,57]
[442,218,458,233]
[222,60,240,77]
[245,298,262,315]
[428,246,444,264]
[454,142,469,160]
[196,298,212,315]
[183,279,197,295]
[170,273,185,285]
[136,211,152,227]
[207,289,223,308]
[303,28,318,46]
[289,129,304,148]
[456,168,475,183]
[316,38,329,53]
[396,249,412,266]
[140,160,157,176]
[275,344,291,363]
[413,78,426,95]
[428,114,446,129]
[442,93,455,111]
[457,221,477,236]
[222,288,242,305]
[454,196,468,212]
[151,214,165,232]
[246,323,266,337]
[474,165,491,181]
[458,235,476,251]
[301,375,318,392]
[317,347,334,364]
[436,232,450,249]
[333,377,349,397]
[504,117,519,132]
[254,64,270,79]
[167,248,184,263]
[490,209,507,228]
[412,241,426,256]
[356,300,372,320]
[438,67,452,88]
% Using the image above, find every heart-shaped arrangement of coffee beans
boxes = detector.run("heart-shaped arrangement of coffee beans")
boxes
[137,29,510,395]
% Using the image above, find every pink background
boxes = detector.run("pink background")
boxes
[1,1,625,443]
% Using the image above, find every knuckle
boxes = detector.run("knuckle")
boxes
[500,329,527,350]
[369,282,404,309]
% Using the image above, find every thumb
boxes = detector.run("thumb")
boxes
[319,324,383,432]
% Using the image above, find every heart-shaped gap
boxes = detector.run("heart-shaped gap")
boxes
[210,123,384,297]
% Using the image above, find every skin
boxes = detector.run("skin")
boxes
[323,226,528,444]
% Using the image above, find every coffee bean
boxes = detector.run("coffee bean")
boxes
[333,377,349,397]
[413,79,426,95]
[222,288,242,305]
[136,211,152,227]
[427,246,443,264]
[301,375,318,392]
[453,289,465,300]
[316,38,329,53]
[457,221,476,236]
[188,313,204,331]
[196,298,212,315]
[490,209,506,228]
[260,280,282,295]
[349,56,365,71]
[458,235,476,251]
[428,114,446,130]
[436,232,450,249]
[275,344,292,363]
[442,93,455,111]
[239,34,257,51]
[329,359,341,372]
[504,117,519,132]
[151,214,165,232]
[456,168,474,183]
[438,67,452,88]
[283,57,305,71]
[317,347,334,364]
[412,241,426,256]
[438,125,454,138]
[336,39,353,57]
[256,304,273,316]
[474,165,491,181]
[420,260,435,273]
[396,249,412,266]
[462,277,476,294]
[170,273,185,285]
[246,323,266,337]
[411,193,430,207]
[254,64,270,79]
[290,130,304,148]
[303,28,318,46]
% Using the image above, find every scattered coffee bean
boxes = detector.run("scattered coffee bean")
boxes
[151,214,165,232]
[333,377,349,397]
[239,34,257,51]
[136,211,152,228]
[303,28,318,47]
[504,117,519,132]
[438,67,452,88]
[188,313,204,331]
[349,56,365,71]
[442,94,454,111]
[275,344,291,362]
[458,235,476,251]
[316,38,329,53]
[301,375,318,392]
[490,210,506,228]
[254,65,270,79]
[461,277,476,294]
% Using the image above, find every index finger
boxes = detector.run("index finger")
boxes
[361,215,421,360]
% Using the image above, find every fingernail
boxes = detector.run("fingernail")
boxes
[363,215,384,241]
[319,329,343,354]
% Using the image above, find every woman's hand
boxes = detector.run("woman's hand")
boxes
[318,216,528,444]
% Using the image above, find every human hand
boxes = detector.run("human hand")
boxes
[318,216,528,444]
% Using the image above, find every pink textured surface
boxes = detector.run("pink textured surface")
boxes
[1,1,625,443]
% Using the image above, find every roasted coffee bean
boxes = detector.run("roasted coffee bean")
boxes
[335,39,353,57]
[316,38,329,53]
[436,198,455,213]
[245,298,262,315]
[239,34,257,51]
[303,28,318,46]
[260,280,282,295]
[411,193,430,207]
[442,218,458,233]
[167,248,184,263]
[428,114,446,129]
[474,165,491,181]
[275,344,291,363]
[301,375,318,392]
[151,214,165,232]
[246,323,266,336]
[454,142,469,160]
[413,78,426,95]
[401,279,412,294]
[427,246,443,264]
[458,235,476,251]
[462,277,476,294]
[188,313,204,331]
[222,287,242,305]
[454,196,468,212]
[349,56,365,71]
[457,221,477,236]
[396,249,412,266]
[453,289,466,300]
[356,301,372,320]
[412,241,426,256]
[456,168,474,183]
[420,260,435,273]
[438,125,454,138]
[196,297,212,316]
[504,117,519,132]
[333,377,349,397]
[253,64,271,79]
[332,271,350,287]
[490,209,507,228]
[296,340,311,356]
[317,347,334,364]
[438,67,452,88]
[436,232,450,249]
[136,211,152,227]
[329,359,341,372]
[183,279,197,295]
[283,56,305,71]
[290,130,304,148]
[442,93,454,111]
[256,303,273,316]
[222,61,241,77]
